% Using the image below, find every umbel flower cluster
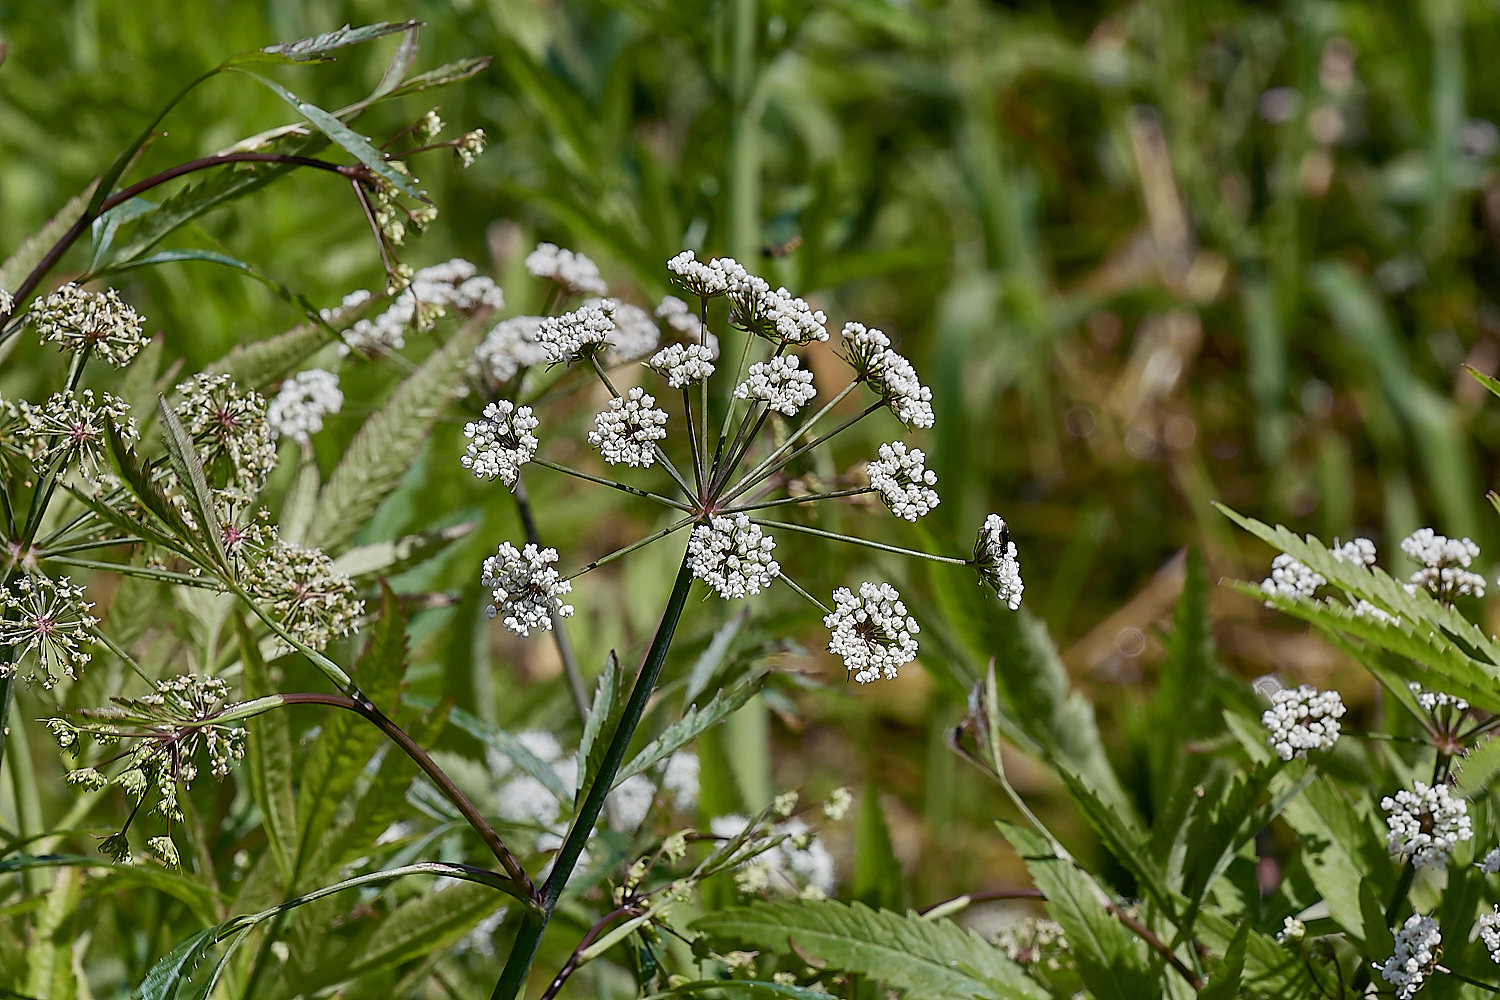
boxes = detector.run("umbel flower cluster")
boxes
[458,247,1025,682]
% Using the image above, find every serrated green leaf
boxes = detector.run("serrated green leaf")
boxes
[293,583,407,885]
[1056,767,1175,920]
[683,607,749,704]
[1196,921,1248,1000]
[577,651,624,800]
[642,982,831,999]
[229,21,419,66]
[997,822,1157,1000]
[156,395,228,571]
[1464,363,1500,401]
[329,702,449,867]
[692,899,1046,1000]
[384,56,492,99]
[306,318,484,552]
[336,878,505,982]
[439,704,572,802]
[853,783,904,910]
[135,926,218,1000]
[616,672,765,785]
[1455,735,1500,797]
[237,613,297,889]
[89,196,157,272]
[1277,776,1386,941]
[233,71,424,200]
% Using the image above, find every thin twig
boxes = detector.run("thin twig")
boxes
[748,518,970,565]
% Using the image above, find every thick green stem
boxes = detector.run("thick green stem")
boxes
[491,551,696,1000]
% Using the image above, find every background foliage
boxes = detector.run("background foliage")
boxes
[5,0,1500,996]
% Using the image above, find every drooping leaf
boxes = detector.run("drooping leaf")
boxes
[328,522,475,580]
[1277,775,1387,941]
[997,822,1156,1000]
[1056,768,1175,920]
[237,613,297,889]
[135,927,219,1000]
[306,317,485,551]
[1196,922,1249,1000]
[692,899,1046,1000]
[334,878,506,982]
[381,56,491,99]
[156,395,228,572]
[232,71,424,200]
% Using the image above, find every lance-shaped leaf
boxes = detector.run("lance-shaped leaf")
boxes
[228,21,420,65]
[329,522,475,580]
[577,651,625,799]
[237,613,297,889]
[232,71,424,201]
[616,673,766,786]
[156,395,228,573]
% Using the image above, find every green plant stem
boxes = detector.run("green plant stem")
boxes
[586,356,695,500]
[513,473,589,719]
[1438,967,1500,993]
[491,551,696,1000]
[682,387,705,498]
[562,517,693,582]
[278,693,535,900]
[776,571,831,615]
[723,400,881,503]
[748,518,970,565]
[530,458,692,513]
[726,487,874,512]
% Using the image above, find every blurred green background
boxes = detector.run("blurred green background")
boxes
[6,0,1500,950]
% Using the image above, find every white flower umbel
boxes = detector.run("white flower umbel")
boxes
[1331,536,1377,566]
[537,302,615,363]
[1401,528,1485,599]
[1408,681,1468,715]
[841,323,934,429]
[526,242,608,296]
[688,514,779,598]
[588,386,668,468]
[1261,684,1345,760]
[456,129,486,168]
[734,355,817,416]
[867,441,940,521]
[760,287,829,345]
[482,542,574,637]
[580,298,659,363]
[32,282,146,367]
[320,289,372,323]
[1480,907,1500,963]
[473,315,551,384]
[656,294,704,336]
[1259,553,1324,603]
[1382,781,1472,869]
[1480,847,1500,874]
[668,250,743,298]
[342,259,501,356]
[610,772,657,830]
[0,288,11,314]
[246,541,365,650]
[0,574,98,688]
[648,343,716,388]
[267,369,343,444]
[174,374,278,495]
[1377,914,1442,999]
[19,389,137,475]
[975,514,1023,609]
[461,400,539,488]
[825,582,920,683]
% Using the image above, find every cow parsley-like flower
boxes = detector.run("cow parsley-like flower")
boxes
[1377,914,1442,999]
[975,514,1023,609]
[526,242,608,296]
[482,543,574,637]
[1409,681,1468,715]
[1382,781,1472,869]
[472,315,551,384]
[267,369,343,444]
[1480,907,1500,963]
[174,374,277,495]
[648,343,716,387]
[662,751,700,811]
[32,282,147,367]
[462,400,539,487]
[456,129,486,168]
[342,259,501,356]
[245,540,364,650]
[580,298,659,363]
[588,387,668,467]
[689,514,779,598]
[0,288,11,315]
[867,442,940,521]
[1261,684,1345,760]
[656,294,704,336]
[825,582,920,683]
[841,324,934,429]
[537,303,615,363]
[1260,554,1324,603]
[1401,528,1485,599]
[18,389,137,476]
[1479,847,1500,874]
[734,355,816,416]
[0,574,98,688]
[668,250,744,298]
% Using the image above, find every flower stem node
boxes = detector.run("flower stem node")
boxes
[825,581,920,683]
[482,542,574,637]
